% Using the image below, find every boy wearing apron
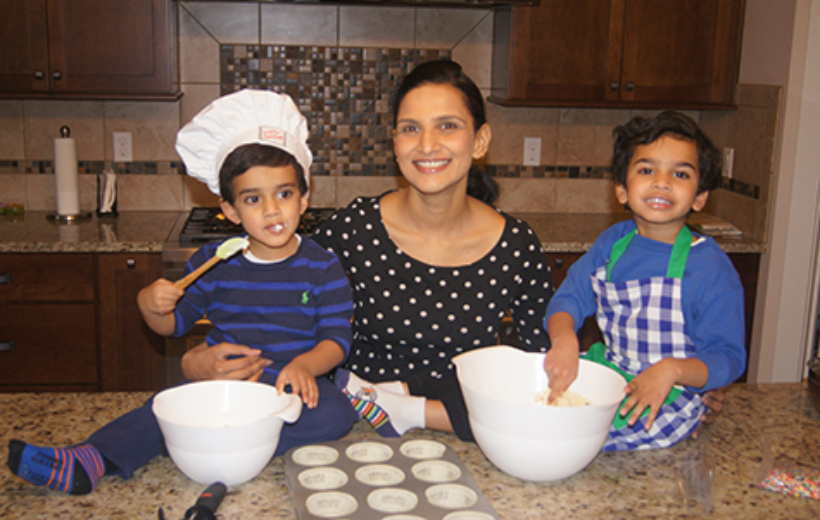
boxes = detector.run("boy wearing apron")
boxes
[543,111,746,451]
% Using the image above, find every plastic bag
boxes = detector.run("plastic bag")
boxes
[755,444,820,500]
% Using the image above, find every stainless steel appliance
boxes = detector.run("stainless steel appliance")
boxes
[161,207,335,384]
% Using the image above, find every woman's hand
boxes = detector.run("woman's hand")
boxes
[277,360,319,409]
[182,341,271,382]
[691,387,726,439]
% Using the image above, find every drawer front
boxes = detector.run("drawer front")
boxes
[0,303,97,386]
[0,253,95,302]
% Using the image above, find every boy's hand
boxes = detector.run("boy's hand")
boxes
[182,342,271,382]
[691,387,726,439]
[277,360,319,409]
[139,278,184,316]
[620,358,679,430]
[542,337,580,402]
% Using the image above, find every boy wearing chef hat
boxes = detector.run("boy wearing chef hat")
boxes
[7,90,358,495]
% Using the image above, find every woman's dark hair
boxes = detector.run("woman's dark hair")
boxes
[219,143,307,203]
[392,60,499,205]
[611,110,723,194]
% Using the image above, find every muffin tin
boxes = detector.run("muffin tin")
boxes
[285,439,499,519]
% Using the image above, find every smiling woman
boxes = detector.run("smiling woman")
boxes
[311,60,555,441]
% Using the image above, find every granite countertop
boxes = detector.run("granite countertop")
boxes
[0,211,766,255]
[2,383,818,518]
[0,211,184,253]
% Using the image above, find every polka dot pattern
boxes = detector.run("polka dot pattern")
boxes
[314,194,554,382]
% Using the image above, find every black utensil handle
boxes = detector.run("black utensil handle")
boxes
[185,482,227,520]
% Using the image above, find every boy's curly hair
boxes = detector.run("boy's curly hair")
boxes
[219,143,307,204]
[611,111,723,195]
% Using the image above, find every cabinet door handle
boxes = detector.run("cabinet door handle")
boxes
[609,81,619,91]
[126,258,137,269]
[0,341,14,352]
[0,272,10,284]
[554,258,565,268]
[53,71,62,80]
[34,70,45,80]
[625,81,635,91]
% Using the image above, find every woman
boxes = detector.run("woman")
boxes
[184,60,554,442]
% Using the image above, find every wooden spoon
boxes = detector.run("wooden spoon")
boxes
[174,236,249,290]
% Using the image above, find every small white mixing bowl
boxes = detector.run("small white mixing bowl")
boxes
[454,346,626,482]
[153,380,302,485]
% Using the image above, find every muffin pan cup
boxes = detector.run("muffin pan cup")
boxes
[285,439,499,519]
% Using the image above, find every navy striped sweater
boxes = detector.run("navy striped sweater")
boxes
[173,236,354,375]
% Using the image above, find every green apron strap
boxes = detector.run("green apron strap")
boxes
[666,225,693,279]
[607,226,692,281]
[606,229,636,281]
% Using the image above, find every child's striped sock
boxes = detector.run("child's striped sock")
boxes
[7,440,105,495]
[336,369,425,437]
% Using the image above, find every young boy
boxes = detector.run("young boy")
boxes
[543,110,746,451]
[7,90,358,495]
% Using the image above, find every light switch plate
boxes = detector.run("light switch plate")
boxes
[524,137,541,166]
[114,132,133,163]
[723,147,734,178]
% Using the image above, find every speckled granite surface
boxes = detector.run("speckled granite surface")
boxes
[2,383,817,518]
[0,212,183,253]
[0,211,765,254]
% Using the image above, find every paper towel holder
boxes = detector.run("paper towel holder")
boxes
[47,125,92,223]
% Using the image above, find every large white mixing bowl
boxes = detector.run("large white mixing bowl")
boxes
[153,380,302,485]
[454,346,626,482]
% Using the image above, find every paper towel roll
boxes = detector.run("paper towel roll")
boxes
[54,128,80,216]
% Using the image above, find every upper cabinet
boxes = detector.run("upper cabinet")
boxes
[0,0,179,100]
[490,0,745,108]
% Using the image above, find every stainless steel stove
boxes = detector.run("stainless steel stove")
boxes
[160,206,335,385]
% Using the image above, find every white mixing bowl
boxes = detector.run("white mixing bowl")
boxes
[153,380,302,485]
[454,346,626,482]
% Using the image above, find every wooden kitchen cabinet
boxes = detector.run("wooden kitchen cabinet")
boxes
[0,254,98,391]
[0,0,179,100]
[97,253,166,392]
[490,0,745,108]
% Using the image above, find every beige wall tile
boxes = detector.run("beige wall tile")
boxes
[727,104,777,187]
[179,6,222,84]
[103,102,180,162]
[496,178,555,213]
[180,84,221,128]
[486,104,559,166]
[181,1,259,44]
[335,176,406,207]
[308,175,337,208]
[451,13,493,91]
[1,174,26,205]
[24,101,105,161]
[553,179,622,213]
[556,109,631,167]
[183,175,219,209]
[0,101,25,160]
[339,6,415,48]
[700,110,733,149]
[262,4,338,46]
[117,174,185,211]
[416,8,490,50]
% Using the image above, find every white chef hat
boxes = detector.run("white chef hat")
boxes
[175,89,312,196]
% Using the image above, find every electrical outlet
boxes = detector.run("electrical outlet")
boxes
[524,137,541,166]
[723,147,735,178]
[114,132,133,162]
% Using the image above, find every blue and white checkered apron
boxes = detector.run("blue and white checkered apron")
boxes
[591,228,704,451]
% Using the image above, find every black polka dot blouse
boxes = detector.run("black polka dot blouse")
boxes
[313,194,554,382]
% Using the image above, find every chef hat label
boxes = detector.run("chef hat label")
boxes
[260,127,286,147]
[175,90,312,197]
